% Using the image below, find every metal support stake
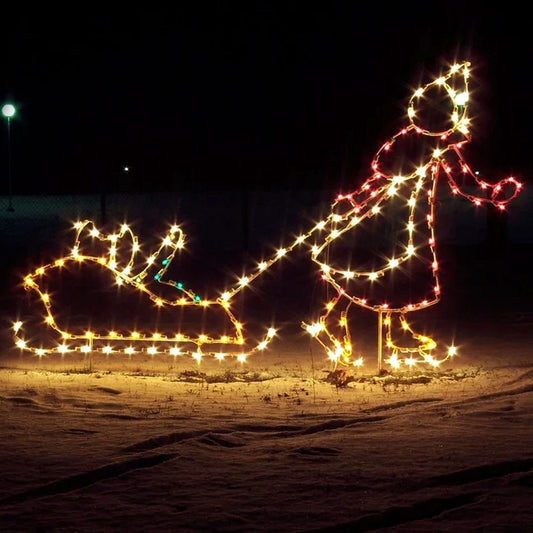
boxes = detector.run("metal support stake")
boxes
[377,311,383,374]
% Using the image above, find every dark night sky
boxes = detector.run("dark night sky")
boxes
[2,3,532,194]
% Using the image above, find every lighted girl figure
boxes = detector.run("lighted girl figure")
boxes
[303,61,522,370]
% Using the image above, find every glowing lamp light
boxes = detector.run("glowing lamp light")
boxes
[2,103,16,119]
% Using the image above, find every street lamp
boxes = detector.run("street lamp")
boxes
[2,103,16,211]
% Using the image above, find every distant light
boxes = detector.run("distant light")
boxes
[123,166,129,172]
[1,104,16,119]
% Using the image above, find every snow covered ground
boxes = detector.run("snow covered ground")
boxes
[0,321,532,532]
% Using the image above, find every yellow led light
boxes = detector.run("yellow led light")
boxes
[12,59,522,374]
[299,59,521,372]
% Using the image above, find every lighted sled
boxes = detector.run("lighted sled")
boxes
[13,220,277,363]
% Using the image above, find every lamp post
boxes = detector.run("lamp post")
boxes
[2,103,16,212]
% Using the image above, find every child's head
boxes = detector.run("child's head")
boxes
[407,61,471,141]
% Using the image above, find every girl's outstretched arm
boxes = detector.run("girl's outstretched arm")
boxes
[443,145,522,209]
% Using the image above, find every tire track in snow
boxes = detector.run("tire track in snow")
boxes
[0,453,179,506]
[424,457,533,487]
[119,384,532,455]
[304,491,483,532]
[120,398,443,454]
